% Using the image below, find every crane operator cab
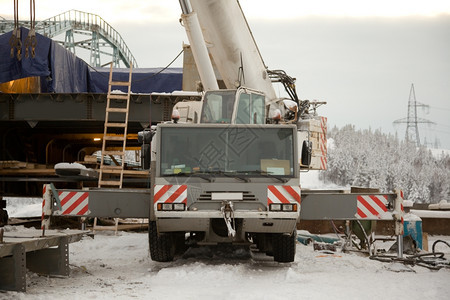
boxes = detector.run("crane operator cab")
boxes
[200,87,266,124]
[173,87,268,124]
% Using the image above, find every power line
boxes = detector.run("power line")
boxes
[437,123,450,129]
[429,105,450,111]
[430,128,450,135]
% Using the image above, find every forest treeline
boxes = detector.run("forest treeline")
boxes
[320,125,450,203]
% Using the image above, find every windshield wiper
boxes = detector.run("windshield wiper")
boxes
[201,170,250,182]
[242,170,288,183]
[219,171,250,182]
[164,172,213,182]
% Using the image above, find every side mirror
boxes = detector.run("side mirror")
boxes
[301,140,312,166]
[138,129,154,170]
[138,130,153,144]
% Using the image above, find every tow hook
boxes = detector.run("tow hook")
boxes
[221,200,236,237]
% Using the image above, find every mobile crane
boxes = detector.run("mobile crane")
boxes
[42,0,405,263]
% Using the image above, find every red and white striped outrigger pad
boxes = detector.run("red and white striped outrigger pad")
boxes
[154,185,187,205]
[267,185,301,205]
[355,195,391,220]
[57,191,89,216]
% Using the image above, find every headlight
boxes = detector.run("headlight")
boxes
[162,203,173,211]
[270,203,297,212]
[157,203,186,211]
[173,203,186,211]
[270,204,282,211]
[282,204,293,211]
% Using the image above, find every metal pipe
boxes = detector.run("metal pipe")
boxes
[397,234,403,259]
[45,138,55,164]
[394,189,405,259]
[179,0,192,14]
[62,143,72,162]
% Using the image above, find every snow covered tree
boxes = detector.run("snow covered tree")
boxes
[320,125,450,203]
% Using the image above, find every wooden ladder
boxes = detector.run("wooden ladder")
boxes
[98,63,132,188]
[94,63,133,234]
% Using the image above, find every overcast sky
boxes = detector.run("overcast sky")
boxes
[1,0,450,149]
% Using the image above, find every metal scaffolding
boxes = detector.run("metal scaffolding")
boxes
[0,10,138,68]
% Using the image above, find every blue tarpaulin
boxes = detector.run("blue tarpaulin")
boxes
[0,27,183,93]
[0,27,89,92]
[50,38,90,93]
[88,67,183,94]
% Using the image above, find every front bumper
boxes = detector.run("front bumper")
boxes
[155,210,299,233]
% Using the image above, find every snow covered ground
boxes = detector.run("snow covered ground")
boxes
[2,229,449,300]
[2,171,449,299]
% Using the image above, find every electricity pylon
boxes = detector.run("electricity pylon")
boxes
[393,84,434,147]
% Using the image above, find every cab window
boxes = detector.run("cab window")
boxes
[236,92,265,124]
[201,91,236,123]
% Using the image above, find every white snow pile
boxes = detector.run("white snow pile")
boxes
[301,170,345,190]
[111,89,127,94]
[410,209,450,219]
[429,200,450,210]
[151,90,202,97]
[3,230,449,299]
[54,162,87,170]
[5,197,42,218]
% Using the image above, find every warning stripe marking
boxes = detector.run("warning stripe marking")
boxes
[320,157,327,170]
[357,207,367,219]
[356,195,388,219]
[54,191,89,216]
[62,192,89,215]
[268,185,290,204]
[165,185,187,203]
[154,185,173,203]
[267,185,301,206]
[60,191,77,206]
[320,137,327,155]
[358,196,379,216]
[320,117,328,135]
[319,117,328,170]
[154,185,187,204]
[369,195,388,212]
[283,186,301,203]
[78,204,89,215]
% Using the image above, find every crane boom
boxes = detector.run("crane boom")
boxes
[188,0,277,103]
[179,0,219,90]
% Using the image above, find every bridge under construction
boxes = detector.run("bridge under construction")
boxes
[0,11,202,197]
[0,10,137,68]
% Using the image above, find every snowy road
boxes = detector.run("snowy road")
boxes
[3,231,449,300]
